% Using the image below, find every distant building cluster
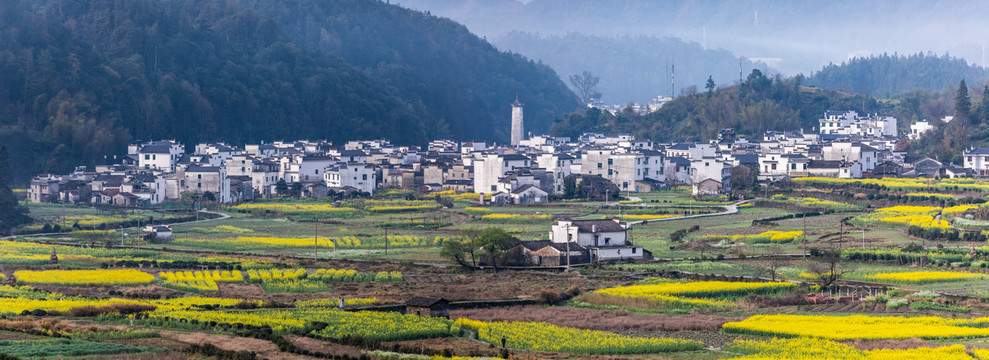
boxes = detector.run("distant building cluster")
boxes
[590,95,673,115]
[29,106,973,207]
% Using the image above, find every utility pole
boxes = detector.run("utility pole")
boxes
[314,216,319,261]
[802,213,807,258]
[862,229,865,248]
[565,223,571,270]
[385,227,388,255]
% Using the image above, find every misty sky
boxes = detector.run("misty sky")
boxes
[397,0,989,76]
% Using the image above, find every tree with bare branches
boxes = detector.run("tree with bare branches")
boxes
[807,248,854,288]
[569,71,601,105]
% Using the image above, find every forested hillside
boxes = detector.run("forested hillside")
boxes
[550,70,887,141]
[0,0,578,183]
[807,53,989,98]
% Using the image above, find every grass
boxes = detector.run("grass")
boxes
[0,338,162,358]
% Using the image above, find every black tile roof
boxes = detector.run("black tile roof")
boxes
[569,219,625,233]
[406,296,448,307]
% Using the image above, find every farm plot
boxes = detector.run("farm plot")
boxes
[728,336,973,360]
[0,338,162,359]
[723,314,989,340]
[14,269,155,287]
[578,279,797,311]
[454,318,702,354]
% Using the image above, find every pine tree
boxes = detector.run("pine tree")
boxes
[0,146,32,235]
[955,79,971,123]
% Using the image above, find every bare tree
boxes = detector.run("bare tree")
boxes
[680,85,698,97]
[687,239,713,257]
[923,97,952,123]
[768,249,790,281]
[569,71,601,105]
[806,249,854,288]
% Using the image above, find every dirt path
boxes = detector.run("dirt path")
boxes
[2,210,231,241]
[625,200,747,226]
[161,331,320,360]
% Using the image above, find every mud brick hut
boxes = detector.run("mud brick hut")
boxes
[406,296,449,318]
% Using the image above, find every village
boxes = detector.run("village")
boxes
[28,102,979,209]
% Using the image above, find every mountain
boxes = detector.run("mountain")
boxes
[806,53,989,98]
[396,0,989,77]
[0,0,578,183]
[493,32,772,104]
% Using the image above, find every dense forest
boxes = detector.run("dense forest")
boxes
[0,0,578,183]
[492,32,771,104]
[807,53,989,98]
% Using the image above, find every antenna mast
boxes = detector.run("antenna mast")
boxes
[671,61,676,98]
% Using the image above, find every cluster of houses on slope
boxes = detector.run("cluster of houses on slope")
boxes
[27,109,978,207]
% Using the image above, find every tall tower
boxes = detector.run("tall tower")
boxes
[510,94,524,146]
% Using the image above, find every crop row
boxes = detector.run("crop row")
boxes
[701,230,804,244]
[454,318,701,354]
[14,269,155,287]
[723,314,989,340]
[728,336,973,360]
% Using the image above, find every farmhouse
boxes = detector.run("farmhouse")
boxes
[405,296,449,318]
[549,219,649,262]
[507,240,588,266]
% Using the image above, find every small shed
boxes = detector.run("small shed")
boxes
[406,296,449,318]
[143,225,173,243]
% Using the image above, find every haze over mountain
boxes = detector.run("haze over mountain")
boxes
[0,0,578,181]
[398,0,989,101]
[492,32,772,104]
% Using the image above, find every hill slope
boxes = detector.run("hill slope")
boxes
[550,70,885,142]
[0,0,578,182]
[806,53,989,98]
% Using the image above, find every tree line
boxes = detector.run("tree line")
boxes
[807,52,989,98]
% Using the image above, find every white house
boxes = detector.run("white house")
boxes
[549,219,647,261]
[122,174,166,205]
[822,142,878,175]
[818,111,897,138]
[964,147,989,176]
[535,153,575,193]
[183,166,231,203]
[473,153,532,194]
[580,149,644,192]
[135,140,184,172]
[665,157,692,186]
[324,163,377,194]
[909,120,934,140]
[226,155,280,197]
[28,175,60,203]
[640,150,666,182]
[690,157,732,195]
